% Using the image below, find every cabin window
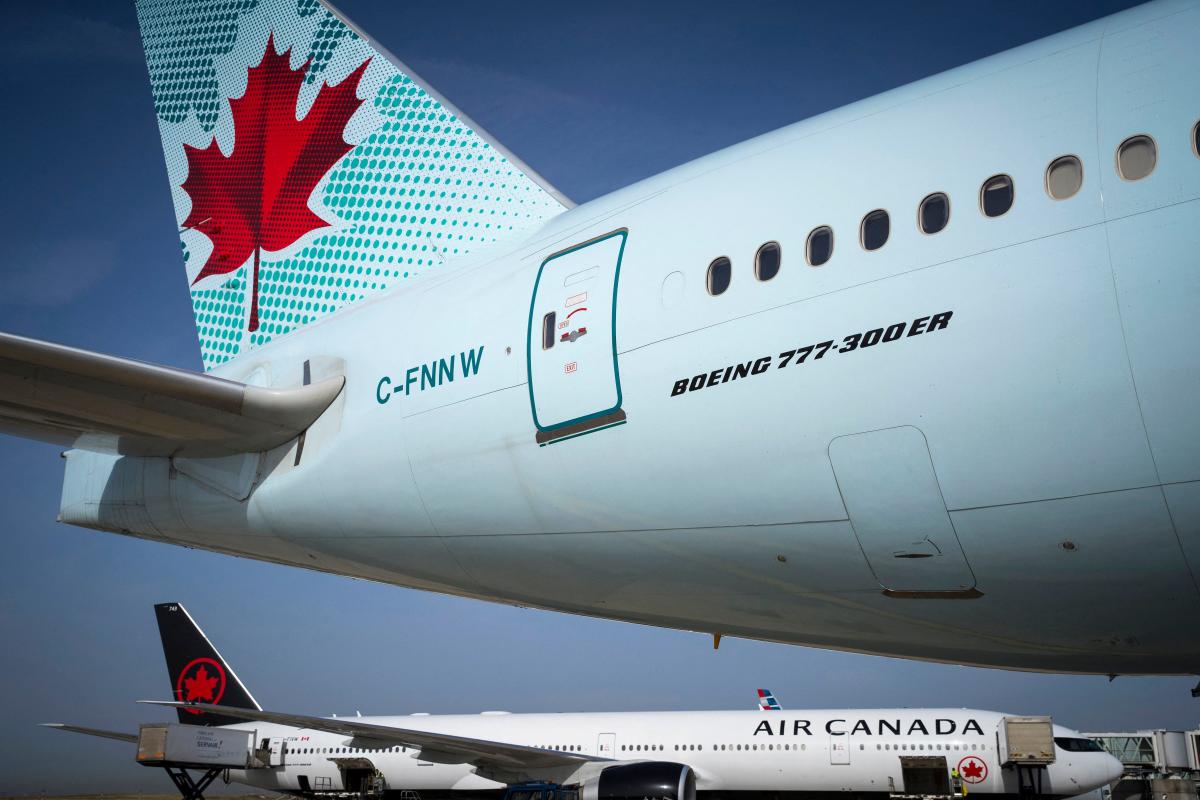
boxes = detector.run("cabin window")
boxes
[919,192,949,234]
[1046,155,1083,199]
[806,226,833,266]
[980,174,1014,217]
[860,209,890,251]
[1193,121,1200,158]
[1117,134,1156,180]
[541,311,556,350]
[755,241,781,281]
[707,256,732,295]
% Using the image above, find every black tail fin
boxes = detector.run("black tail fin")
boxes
[155,602,261,727]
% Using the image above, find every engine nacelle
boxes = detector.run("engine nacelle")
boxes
[580,762,695,800]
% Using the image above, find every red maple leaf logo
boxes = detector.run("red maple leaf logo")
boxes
[183,665,219,702]
[181,34,371,332]
[174,657,227,715]
[961,759,985,780]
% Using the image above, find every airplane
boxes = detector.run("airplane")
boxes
[46,602,1124,799]
[1,0,1198,675]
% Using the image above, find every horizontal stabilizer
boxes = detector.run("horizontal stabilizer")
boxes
[0,332,342,457]
[41,723,138,745]
[141,701,603,773]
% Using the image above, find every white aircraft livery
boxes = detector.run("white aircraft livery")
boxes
[46,603,1124,799]
[1,0,1199,674]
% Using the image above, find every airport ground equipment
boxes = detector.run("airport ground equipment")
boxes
[1086,728,1200,800]
[503,781,578,800]
[135,722,263,800]
[998,717,1056,798]
[1000,717,1057,765]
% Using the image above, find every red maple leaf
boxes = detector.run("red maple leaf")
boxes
[183,666,219,702]
[962,760,984,780]
[181,34,371,332]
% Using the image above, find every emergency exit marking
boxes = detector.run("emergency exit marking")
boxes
[565,362,578,374]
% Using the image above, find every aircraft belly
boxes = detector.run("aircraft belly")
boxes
[440,521,880,609]
[949,485,1200,661]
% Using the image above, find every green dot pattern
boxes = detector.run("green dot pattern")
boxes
[297,0,357,85]
[136,0,261,133]
[137,0,569,370]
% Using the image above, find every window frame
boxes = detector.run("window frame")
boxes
[979,173,1015,218]
[754,241,782,282]
[706,256,732,296]
[1045,155,1084,200]
[859,208,890,251]
[541,311,556,350]
[1115,134,1157,182]
[805,225,834,267]
[917,192,950,235]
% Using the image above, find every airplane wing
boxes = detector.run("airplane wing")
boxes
[142,701,606,773]
[41,723,138,744]
[0,332,342,457]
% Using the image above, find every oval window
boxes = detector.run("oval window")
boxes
[1193,120,1199,158]
[541,311,556,350]
[1046,155,1083,200]
[918,193,949,234]
[1117,134,1156,180]
[860,209,889,251]
[707,256,731,296]
[755,241,781,281]
[806,226,833,267]
[980,174,1014,217]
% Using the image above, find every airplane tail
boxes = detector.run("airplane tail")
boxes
[757,688,782,711]
[134,0,571,371]
[155,602,261,727]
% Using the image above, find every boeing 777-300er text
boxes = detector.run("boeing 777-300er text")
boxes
[46,603,1124,799]
[2,0,1199,674]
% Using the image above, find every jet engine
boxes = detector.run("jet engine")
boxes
[580,762,696,800]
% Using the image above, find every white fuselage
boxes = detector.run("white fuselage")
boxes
[60,0,1200,674]
[215,709,1121,797]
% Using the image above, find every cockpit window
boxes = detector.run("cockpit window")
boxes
[1055,737,1104,752]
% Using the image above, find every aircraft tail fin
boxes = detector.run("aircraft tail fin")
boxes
[757,688,782,711]
[155,602,261,727]
[134,0,571,370]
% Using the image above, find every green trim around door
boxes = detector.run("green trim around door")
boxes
[525,228,628,441]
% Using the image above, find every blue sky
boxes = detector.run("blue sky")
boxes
[1,0,1194,794]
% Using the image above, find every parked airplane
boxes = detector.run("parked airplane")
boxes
[2,0,1199,675]
[47,603,1123,798]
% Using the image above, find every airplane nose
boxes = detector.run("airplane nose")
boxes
[1102,753,1124,785]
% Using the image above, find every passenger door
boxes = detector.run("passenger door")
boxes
[830,735,850,765]
[527,230,628,445]
[597,732,616,758]
[268,736,287,766]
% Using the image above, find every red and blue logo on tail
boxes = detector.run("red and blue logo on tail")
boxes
[757,689,782,711]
